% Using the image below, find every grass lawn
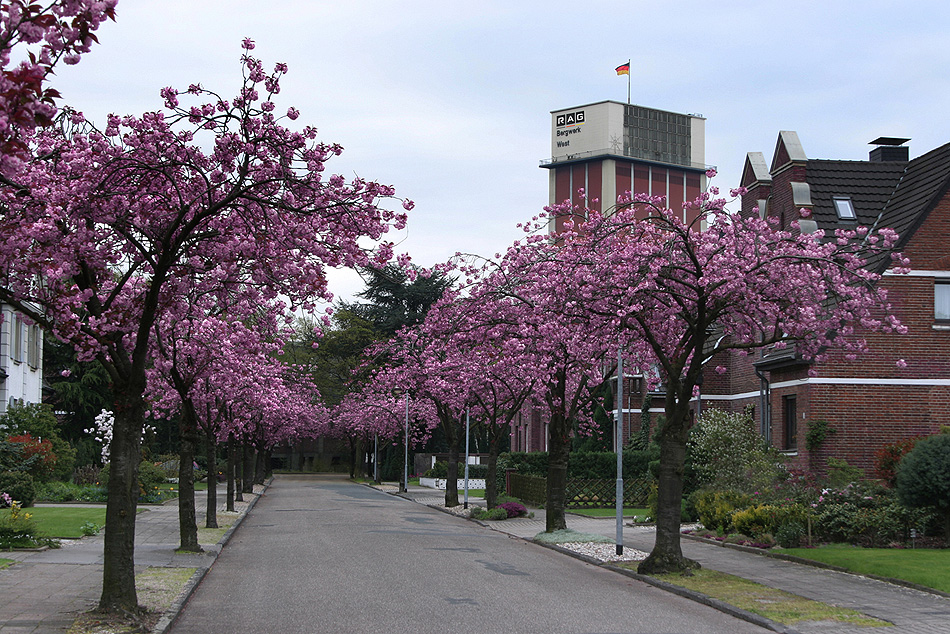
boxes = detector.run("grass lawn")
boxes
[644,568,888,627]
[568,507,649,518]
[777,544,950,594]
[0,558,14,569]
[25,507,106,538]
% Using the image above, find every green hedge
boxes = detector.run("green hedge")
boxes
[500,449,658,479]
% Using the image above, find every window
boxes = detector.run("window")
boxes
[833,196,856,220]
[937,282,950,321]
[783,395,798,451]
[12,314,23,363]
[27,324,40,369]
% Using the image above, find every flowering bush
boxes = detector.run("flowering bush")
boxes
[498,501,527,518]
[688,409,786,493]
[0,500,38,548]
[811,482,932,546]
[0,492,11,507]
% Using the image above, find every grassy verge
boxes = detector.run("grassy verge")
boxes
[0,558,14,569]
[776,544,950,594]
[196,512,238,546]
[568,507,649,518]
[641,568,889,627]
[24,506,107,538]
[68,566,198,634]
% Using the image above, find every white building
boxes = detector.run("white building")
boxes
[0,304,44,415]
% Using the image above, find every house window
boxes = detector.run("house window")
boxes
[13,314,23,363]
[936,282,950,321]
[27,325,40,369]
[833,196,856,220]
[783,395,797,451]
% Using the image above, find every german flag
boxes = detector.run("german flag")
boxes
[615,62,630,76]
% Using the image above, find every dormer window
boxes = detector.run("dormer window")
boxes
[833,196,856,220]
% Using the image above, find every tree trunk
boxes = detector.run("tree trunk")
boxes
[98,392,145,612]
[546,409,570,532]
[264,449,273,480]
[204,433,218,529]
[242,444,254,494]
[348,436,357,479]
[235,439,244,503]
[254,448,266,485]
[638,393,697,575]
[226,435,235,512]
[485,428,503,509]
[443,414,460,507]
[177,410,201,552]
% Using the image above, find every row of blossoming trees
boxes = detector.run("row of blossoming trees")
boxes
[0,4,412,614]
[344,190,908,574]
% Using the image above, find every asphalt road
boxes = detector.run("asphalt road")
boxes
[169,474,768,634]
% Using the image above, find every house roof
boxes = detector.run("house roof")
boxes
[874,141,950,252]
[805,159,907,229]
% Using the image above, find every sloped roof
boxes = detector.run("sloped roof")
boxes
[874,141,950,251]
[806,160,907,229]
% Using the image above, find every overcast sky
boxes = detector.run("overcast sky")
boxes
[51,0,950,304]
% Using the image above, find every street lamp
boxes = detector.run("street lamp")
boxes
[463,408,471,509]
[614,344,624,556]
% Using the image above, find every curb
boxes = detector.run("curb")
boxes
[387,488,828,634]
[602,563,804,634]
[680,532,950,599]
[151,478,272,634]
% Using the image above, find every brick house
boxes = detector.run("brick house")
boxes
[697,132,950,474]
[511,129,950,474]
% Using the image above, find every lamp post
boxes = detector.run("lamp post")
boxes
[463,407,471,509]
[403,391,409,493]
[615,345,624,556]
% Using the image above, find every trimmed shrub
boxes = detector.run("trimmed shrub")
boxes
[471,507,508,521]
[0,470,36,507]
[694,489,753,533]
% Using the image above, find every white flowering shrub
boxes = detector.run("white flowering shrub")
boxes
[85,409,114,464]
[688,408,785,492]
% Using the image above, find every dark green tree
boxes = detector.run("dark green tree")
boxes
[897,433,950,540]
[343,264,454,337]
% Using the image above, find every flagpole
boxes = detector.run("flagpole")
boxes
[627,58,631,105]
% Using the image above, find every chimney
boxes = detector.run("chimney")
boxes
[869,137,910,162]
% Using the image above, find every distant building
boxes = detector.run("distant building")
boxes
[541,100,709,230]
[510,101,710,452]
[0,304,44,416]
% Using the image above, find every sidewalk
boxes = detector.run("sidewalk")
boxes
[392,481,950,634]
[0,486,264,634]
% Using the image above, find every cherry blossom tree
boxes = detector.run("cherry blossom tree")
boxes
[0,0,116,178]
[444,229,618,531]
[414,287,542,508]
[0,42,410,612]
[554,189,908,573]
